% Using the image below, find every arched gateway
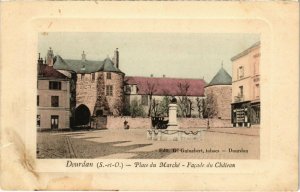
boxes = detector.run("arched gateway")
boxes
[75,104,91,126]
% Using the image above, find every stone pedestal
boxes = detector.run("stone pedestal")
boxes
[167,103,179,130]
[147,97,203,141]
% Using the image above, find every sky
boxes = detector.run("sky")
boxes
[38,32,260,83]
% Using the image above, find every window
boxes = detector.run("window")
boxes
[141,95,148,106]
[81,74,85,80]
[37,115,40,127]
[125,86,131,93]
[51,96,59,107]
[239,86,244,97]
[51,115,59,129]
[107,72,111,79]
[92,73,95,81]
[238,66,244,79]
[255,84,260,98]
[49,81,61,90]
[106,85,113,96]
[37,95,39,106]
[96,110,103,116]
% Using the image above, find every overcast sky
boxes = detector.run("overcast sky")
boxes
[38,32,259,83]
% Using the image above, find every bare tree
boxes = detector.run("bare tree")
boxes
[177,81,191,117]
[203,92,218,129]
[203,92,218,119]
[145,81,157,117]
[196,97,205,118]
[150,98,160,117]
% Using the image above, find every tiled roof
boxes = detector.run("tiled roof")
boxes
[125,76,206,96]
[38,64,69,79]
[206,67,232,87]
[53,55,124,74]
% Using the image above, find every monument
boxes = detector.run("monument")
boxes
[167,97,179,130]
[147,97,204,141]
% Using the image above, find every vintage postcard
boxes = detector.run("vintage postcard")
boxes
[0,1,298,191]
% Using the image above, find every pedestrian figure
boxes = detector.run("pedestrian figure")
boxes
[124,120,129,129]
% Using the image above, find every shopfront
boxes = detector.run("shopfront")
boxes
[231,101,260,127]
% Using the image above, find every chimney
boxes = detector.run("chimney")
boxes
[37,53,44,76]
[82,51,86,61]
[113,48,119,68]
[46,47,54,66]
[37,53,43,65]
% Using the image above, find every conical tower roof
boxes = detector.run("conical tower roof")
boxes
[206,65,232,87]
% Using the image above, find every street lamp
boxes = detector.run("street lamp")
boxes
[207,106,211,129]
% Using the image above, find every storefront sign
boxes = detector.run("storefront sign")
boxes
[234,108,247,123]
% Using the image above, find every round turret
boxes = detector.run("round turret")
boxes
[204,65,232,120]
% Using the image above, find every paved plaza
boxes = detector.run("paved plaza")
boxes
[37,128,260,159]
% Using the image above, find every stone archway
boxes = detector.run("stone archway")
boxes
[75,104,91,126]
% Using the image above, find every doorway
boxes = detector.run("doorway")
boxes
[75,104,91,126]
[51,115,59,129]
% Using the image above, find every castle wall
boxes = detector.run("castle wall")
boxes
[102,72,124,116]
[205,85,232,120]
[105,116,232,129]
[76,71,124,116]
[76,73,98,114]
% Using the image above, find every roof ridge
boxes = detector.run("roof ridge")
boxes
[54,55,124,74]
[125,76,205,80]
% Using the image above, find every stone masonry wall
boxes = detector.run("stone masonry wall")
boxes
[205,85,232,120]
[103,72,124,116]
[106,116,232,129]
[76,73,98,114]
[76,72,124,116]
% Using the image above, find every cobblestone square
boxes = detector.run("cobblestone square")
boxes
[37,128,259,159]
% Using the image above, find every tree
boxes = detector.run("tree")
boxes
[196,97,205,118]
[122,96,131,116]
[157,95,171,117]
[203,92,218,119]
[150,98,160,117]
[145,81,157,117]
[177,81,192,117]
[129,98,145,117]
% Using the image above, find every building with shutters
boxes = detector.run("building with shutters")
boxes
[231,41,260,127]
[37,54,75,130]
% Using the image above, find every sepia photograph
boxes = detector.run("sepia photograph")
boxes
[37,32,261,159]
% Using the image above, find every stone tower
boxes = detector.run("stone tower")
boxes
[205,64,232,120]
[94,57,124,116]
[53,49,125,126]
